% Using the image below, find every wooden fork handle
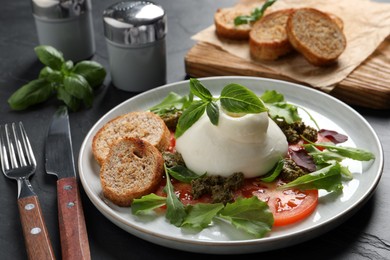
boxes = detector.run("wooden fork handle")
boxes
[18,196,56,260]
[57,177,91,260]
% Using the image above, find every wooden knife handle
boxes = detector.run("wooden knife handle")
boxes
[57,177,91,260]
[17,196,56,260]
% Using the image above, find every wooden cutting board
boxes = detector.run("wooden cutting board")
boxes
[185,36,390,110]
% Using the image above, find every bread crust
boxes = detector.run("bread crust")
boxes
[214,7,253,40]
[249,9,295,61]
[92,111,170,165]
[100,137,164,207]
[286,8,346,66]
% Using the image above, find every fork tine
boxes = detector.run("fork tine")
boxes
[12,122,28,167]
[0,125,10,172]
[4,124,19,169]
[19,122,36,166]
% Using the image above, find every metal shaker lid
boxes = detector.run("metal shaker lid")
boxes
[103,1,167,45]
[32,0,91,19]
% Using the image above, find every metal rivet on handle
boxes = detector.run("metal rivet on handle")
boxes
[31,227,41,235]
[64,185,72,190]
[67,202,75,208]
[25,204,35,210]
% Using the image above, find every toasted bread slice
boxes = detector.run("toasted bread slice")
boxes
[249,9,294,61]
[286,8,346,66]
[214,6,254,40]
[92,111,170,165]
[100,137,164,207]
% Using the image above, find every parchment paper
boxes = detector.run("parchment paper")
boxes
[192,0,390,91]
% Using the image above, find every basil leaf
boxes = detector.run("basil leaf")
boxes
[189,78,213,102]
[267,102,301,124]
[206,101,219,125]
[220,83,267,114]
[164,166,187,226]
[39,66,63,83]
[279,162,343,192]
[62,60,74,73]
[72,61,106,88]
[8,78,53,110]
[218,197,274,238]
[260,90,284,103]
[34,45,64,70]
[64,74,93,107]
[131,193,167,214]
[57,87,81,112]
[175,100,207,138]
[182,203,224,229]
[166,165,203,183]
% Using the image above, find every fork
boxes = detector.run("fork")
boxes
[0,122,55,260]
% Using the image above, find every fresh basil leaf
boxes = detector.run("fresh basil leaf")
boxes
[63,74,93,107]
[39,66,63,83]
[234,0,277,25]
[189,78,213,102]
[182,203,224,229]
[307,143,375,161]
[131,193,167,214]
[164,166,187,227]
[34,45,64,70]
[166,165,203,183]
[260,90,285,103]
[206,101,219,125]
[279,162,343,192]
[8,78,53,110]
[218,197,274,238]
[57,87,81,112]
[261,159,284,182]
[267,102,301,124]
[72,61,106,88]
[175,100,207,138]
[62,60,74,73]
[220,83,267,114]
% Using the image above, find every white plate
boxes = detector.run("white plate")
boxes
[78,76,383,254]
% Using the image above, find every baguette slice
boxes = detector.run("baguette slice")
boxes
[249,9,294,61]
[286,8,347,66]
[214,6,254,40]
[100,137,164,207]
[92,111,170,165]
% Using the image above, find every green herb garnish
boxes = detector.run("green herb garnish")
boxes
[175,78,268,138]
[234,0,277,26]
[8,45,106,111]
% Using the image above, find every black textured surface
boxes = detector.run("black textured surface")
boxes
[0,1,389,259]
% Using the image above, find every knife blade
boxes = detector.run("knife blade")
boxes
[45,106,91,260]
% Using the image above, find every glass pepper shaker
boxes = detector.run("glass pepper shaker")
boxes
[103,1,167,92]
[32,0,96,61]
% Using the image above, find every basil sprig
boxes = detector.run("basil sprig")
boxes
[234,0,277,26]
[175,78,268,138]
[8,45,106,111]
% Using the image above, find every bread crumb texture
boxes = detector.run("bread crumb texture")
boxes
[100,137,164,207]
[92,111,170,165]
[214,7,253,40]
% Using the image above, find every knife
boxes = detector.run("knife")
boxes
[45,106,91,260]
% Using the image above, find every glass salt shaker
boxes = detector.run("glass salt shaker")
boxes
[103,1,167,92]
[32,0,96,61]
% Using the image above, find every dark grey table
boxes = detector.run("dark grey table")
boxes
[1,1,389,259]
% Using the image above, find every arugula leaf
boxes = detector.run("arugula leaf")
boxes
[149,92,192,115]
[182,203,224,229]
[131,193,167,214]
[279,161,343,192]
[8,79,54,110]
[218,197,274,238]
[166,165,203,183]
[35,45,64,70]
[305,142,375,161]
[220,83,267,114]
[261,158,284,182]
[260,90,301,124]
[175,100,207,138]
[164,165,187,227]
[234,0,277,26]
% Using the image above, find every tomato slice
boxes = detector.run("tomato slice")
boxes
[237,179,318,227]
